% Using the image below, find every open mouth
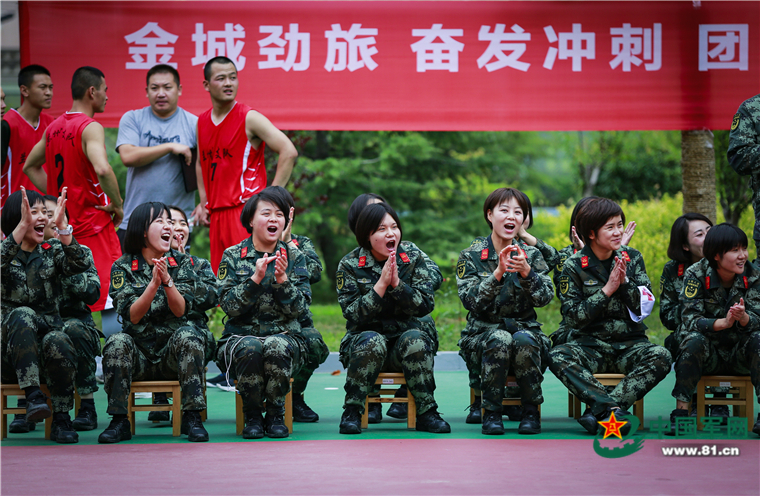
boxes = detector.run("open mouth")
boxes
[33,224,45,235]
[161,233,171,242]
[386,239,396,250]
[267,225,278,235]
[505,223,516,231]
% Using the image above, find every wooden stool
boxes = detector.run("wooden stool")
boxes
[1,384,53,439]
[569,374,644,430]
[235,379,293,435]
[469,376,541,416]
[127,381,181,436]
[362,372,417,429]
[696,376,754,431]
[150,385,206,423]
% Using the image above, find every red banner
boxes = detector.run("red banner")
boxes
[20,1,759,131]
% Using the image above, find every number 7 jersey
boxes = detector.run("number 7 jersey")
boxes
[198,102,267,211]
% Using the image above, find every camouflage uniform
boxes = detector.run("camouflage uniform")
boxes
[59,245,103,396]
[216,237,310,416]
[672,259,760,402]
[186,254,219,366]
[728,95,760,256]
[457,236,553,411]
[660,259,695,357]
[549,246,672,417]
[289,234,329,396]
[103,250,208,415]
[1,236,89,412]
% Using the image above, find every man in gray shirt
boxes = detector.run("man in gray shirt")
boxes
[116,64,200,249]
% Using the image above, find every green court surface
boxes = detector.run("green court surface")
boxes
[1,370,758,446]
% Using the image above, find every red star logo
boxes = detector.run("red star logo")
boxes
[598,410,628,439]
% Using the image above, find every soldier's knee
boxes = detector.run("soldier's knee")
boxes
[41,330,75,356]
[353,331,387,356]
[486,330,512,352]
[680,332,708,354]
[398,330,432,357]
[103,333,134,358]
[512,331,539,349]
[649,345,673,377]
[5,307,41,333]
[263,335,293,356]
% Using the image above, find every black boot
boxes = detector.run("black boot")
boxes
[50,412,79,444]
[466,396,482,424]
[72,399,98,431]
[264,411,289,438]
[292,394,319,422]
[24,388,52,423]
[367,401,382,424]
[387,385,408,419]
[416,408,451,433]
[518,404,541,435]
[9,398,35,433]
[98,415,132,444]
[666,408,690,436]
[481,409,505,435]
[339,405,362,434]
[242,410,264,439]
[577,408,599,435]
[148,393,170,422]
[181,411,209,442]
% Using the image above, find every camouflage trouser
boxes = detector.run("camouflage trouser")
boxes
[62,318,102,396]
[342,329,437,415]
[1,307,76,412]
[672,331,760,403]
[459,329,550,411]
[216,333,303,415]
[291,327,329,396]
[664,332,679,359]
[550,324,575,348]
[549,339,672,417]
[103,327,207,415]
[420,315,440,354]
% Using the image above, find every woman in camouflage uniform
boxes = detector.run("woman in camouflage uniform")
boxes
[337,202,450,434]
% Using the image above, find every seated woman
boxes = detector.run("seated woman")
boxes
[98,202,209,444]
[456,187,554,435]
[336,202,450,434]
[549,197,671,435]
[216,187,311,439]
[1,187,89,443]
[672,223,760,436]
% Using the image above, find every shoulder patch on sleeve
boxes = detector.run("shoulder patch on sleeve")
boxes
[559,275,570,295]
[683,278,700,299]
[111,270,125,290]
[731,112,740,130]
[336,271,345,290]
[456,260,466,278]
[218,261,228,280]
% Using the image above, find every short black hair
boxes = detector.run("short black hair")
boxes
[703,223,748,270]
[348,193,387,234]
[71,66,105,100]
[569,196,599,242]
[18,64,51,89]
[166,204,188,223]
[575,198,625,245]
[355,202,402,252]
[203,56,236,81]
[1,189,45,236]
[240,187,290,234]
[124,202,170,255]
[667,213,714,263]
[483,187,530,230]
[42,194,69,223]
[269,186,295,210]
[146,64,180,87]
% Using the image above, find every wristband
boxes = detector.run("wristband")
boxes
[54,225,73,236]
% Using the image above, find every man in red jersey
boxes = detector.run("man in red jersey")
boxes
[196,56,297,272]
[1,65,55,210]
[24,66,123,313]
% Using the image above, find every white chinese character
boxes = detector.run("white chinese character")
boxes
[699,24,748,71]
[258,24,310,71]
[410,24,464,72]
[609,23,662,71]
[124,22,178,70]
[324,24,378,72]
[477,24,531,72]
[191,23,247,70]
[543,24,595,72]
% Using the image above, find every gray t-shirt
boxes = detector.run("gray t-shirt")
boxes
[116,106,198,230]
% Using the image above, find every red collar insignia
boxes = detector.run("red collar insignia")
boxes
[573,248,577,254]
[190,257,194,266]
[291,238,299,247]
[621,251,631,262]
[581,256,589,268]
[481,248,488,260]
[399,252,410,264]
[167,257,178,267]
[41,243,51,250]
[241,246,248,258]
[744,276,748,289]
[677,264,684,277]
[280,247,287,258]
[706,276,711,289]
[131,259,139,271]
[358,256,366,268]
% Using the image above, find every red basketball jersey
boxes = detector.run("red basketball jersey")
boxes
[45,112,112,238]
[1,109,54,208]
[198,102,267,210]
